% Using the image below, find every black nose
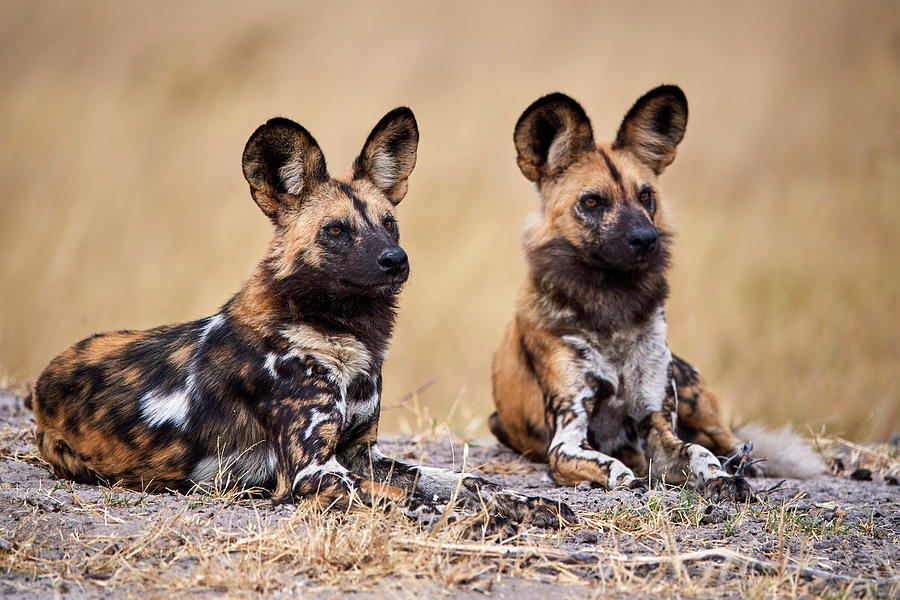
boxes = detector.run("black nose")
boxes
[627,226,658,256]
[377,247,408,274]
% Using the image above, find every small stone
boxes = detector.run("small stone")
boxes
[700,504,730,525]
[25,495,62,512]
[575,529,599,544]
[850,468,872,481]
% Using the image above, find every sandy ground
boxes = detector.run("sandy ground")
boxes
[0,388,897,599]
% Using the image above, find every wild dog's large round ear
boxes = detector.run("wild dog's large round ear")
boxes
[242,117,329,219]
[514,93,594,183]
[352,107,419,205]
[612,85,688,175]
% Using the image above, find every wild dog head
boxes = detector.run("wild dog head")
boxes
[514,86,687,274]
[242,108,419,300]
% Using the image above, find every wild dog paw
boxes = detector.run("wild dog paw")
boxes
[516,495,578,528]
[628,477,649,492]
[459,476,577,527]
[457,514,520,540]
[721,442,767,477]
[704,476,754,503]
[480,488,578,528]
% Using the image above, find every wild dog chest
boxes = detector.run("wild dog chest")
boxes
[269,324,382,434]
[561,307,672,421]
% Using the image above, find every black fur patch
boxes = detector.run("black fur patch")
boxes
[598,149,622,187]
[529,236,670,333]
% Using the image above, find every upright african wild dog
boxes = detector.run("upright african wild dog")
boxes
[33,108,576,527]
[490,87,823,501]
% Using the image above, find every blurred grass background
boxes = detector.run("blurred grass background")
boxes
[1,1,898,441]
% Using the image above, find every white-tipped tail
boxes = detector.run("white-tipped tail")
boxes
[734,423,825,479]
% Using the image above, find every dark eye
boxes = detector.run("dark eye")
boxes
[383,217,395,231]
[639,189,654,206]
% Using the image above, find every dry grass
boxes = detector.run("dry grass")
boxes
[1,391,897,599]
[2,463,894,599]
[7,392,893,599]
[1,1,898,441]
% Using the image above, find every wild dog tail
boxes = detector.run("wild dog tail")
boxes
[734,423,825,479]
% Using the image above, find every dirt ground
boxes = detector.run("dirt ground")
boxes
[0,388,897,599]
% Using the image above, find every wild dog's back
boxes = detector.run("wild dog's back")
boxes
[32,316,273,489]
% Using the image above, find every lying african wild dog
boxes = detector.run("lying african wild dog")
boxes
[33,108,576,527]
[490,86,824,501]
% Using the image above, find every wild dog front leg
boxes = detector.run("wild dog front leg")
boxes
[530,333,637,490]
[340,439,577,527]
[671,355,743,457]
[259,380,402,509]
[261,394,355,508]
[641,392,752,502]
[546,390,639,490]
[670,355,765,477]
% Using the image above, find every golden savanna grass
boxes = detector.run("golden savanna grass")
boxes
[0,1,898,440]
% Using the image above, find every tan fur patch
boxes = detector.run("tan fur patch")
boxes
[524,143,671,252]
[280,323,372,393]
[80,332,143,363]
[169,344,194,370]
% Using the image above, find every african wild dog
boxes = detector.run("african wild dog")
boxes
[33,108,576,526]
[490,87,823,501]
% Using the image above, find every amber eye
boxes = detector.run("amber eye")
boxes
[327,225,343,236]
[384,219,393,230]
[639,190,653,205]
[580,194,603,209]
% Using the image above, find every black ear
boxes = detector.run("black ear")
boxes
[514,93,594,182]
[242,117,329,219]
[612,85,688,175]
[352,107,419,205]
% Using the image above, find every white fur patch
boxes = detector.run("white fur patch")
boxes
[141,388,191,429]
[561,336,619,388]
[620,308,671,418]
[683,444,728,486]
[548,386,595,459]
[563,307,671,421]
[263,352,279,379]
[141,313,224,431]
[190,446,277,487]
[202,313,225,336]
[305,406,343,438]
[279,159,305,196]
[370,151,399,189]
